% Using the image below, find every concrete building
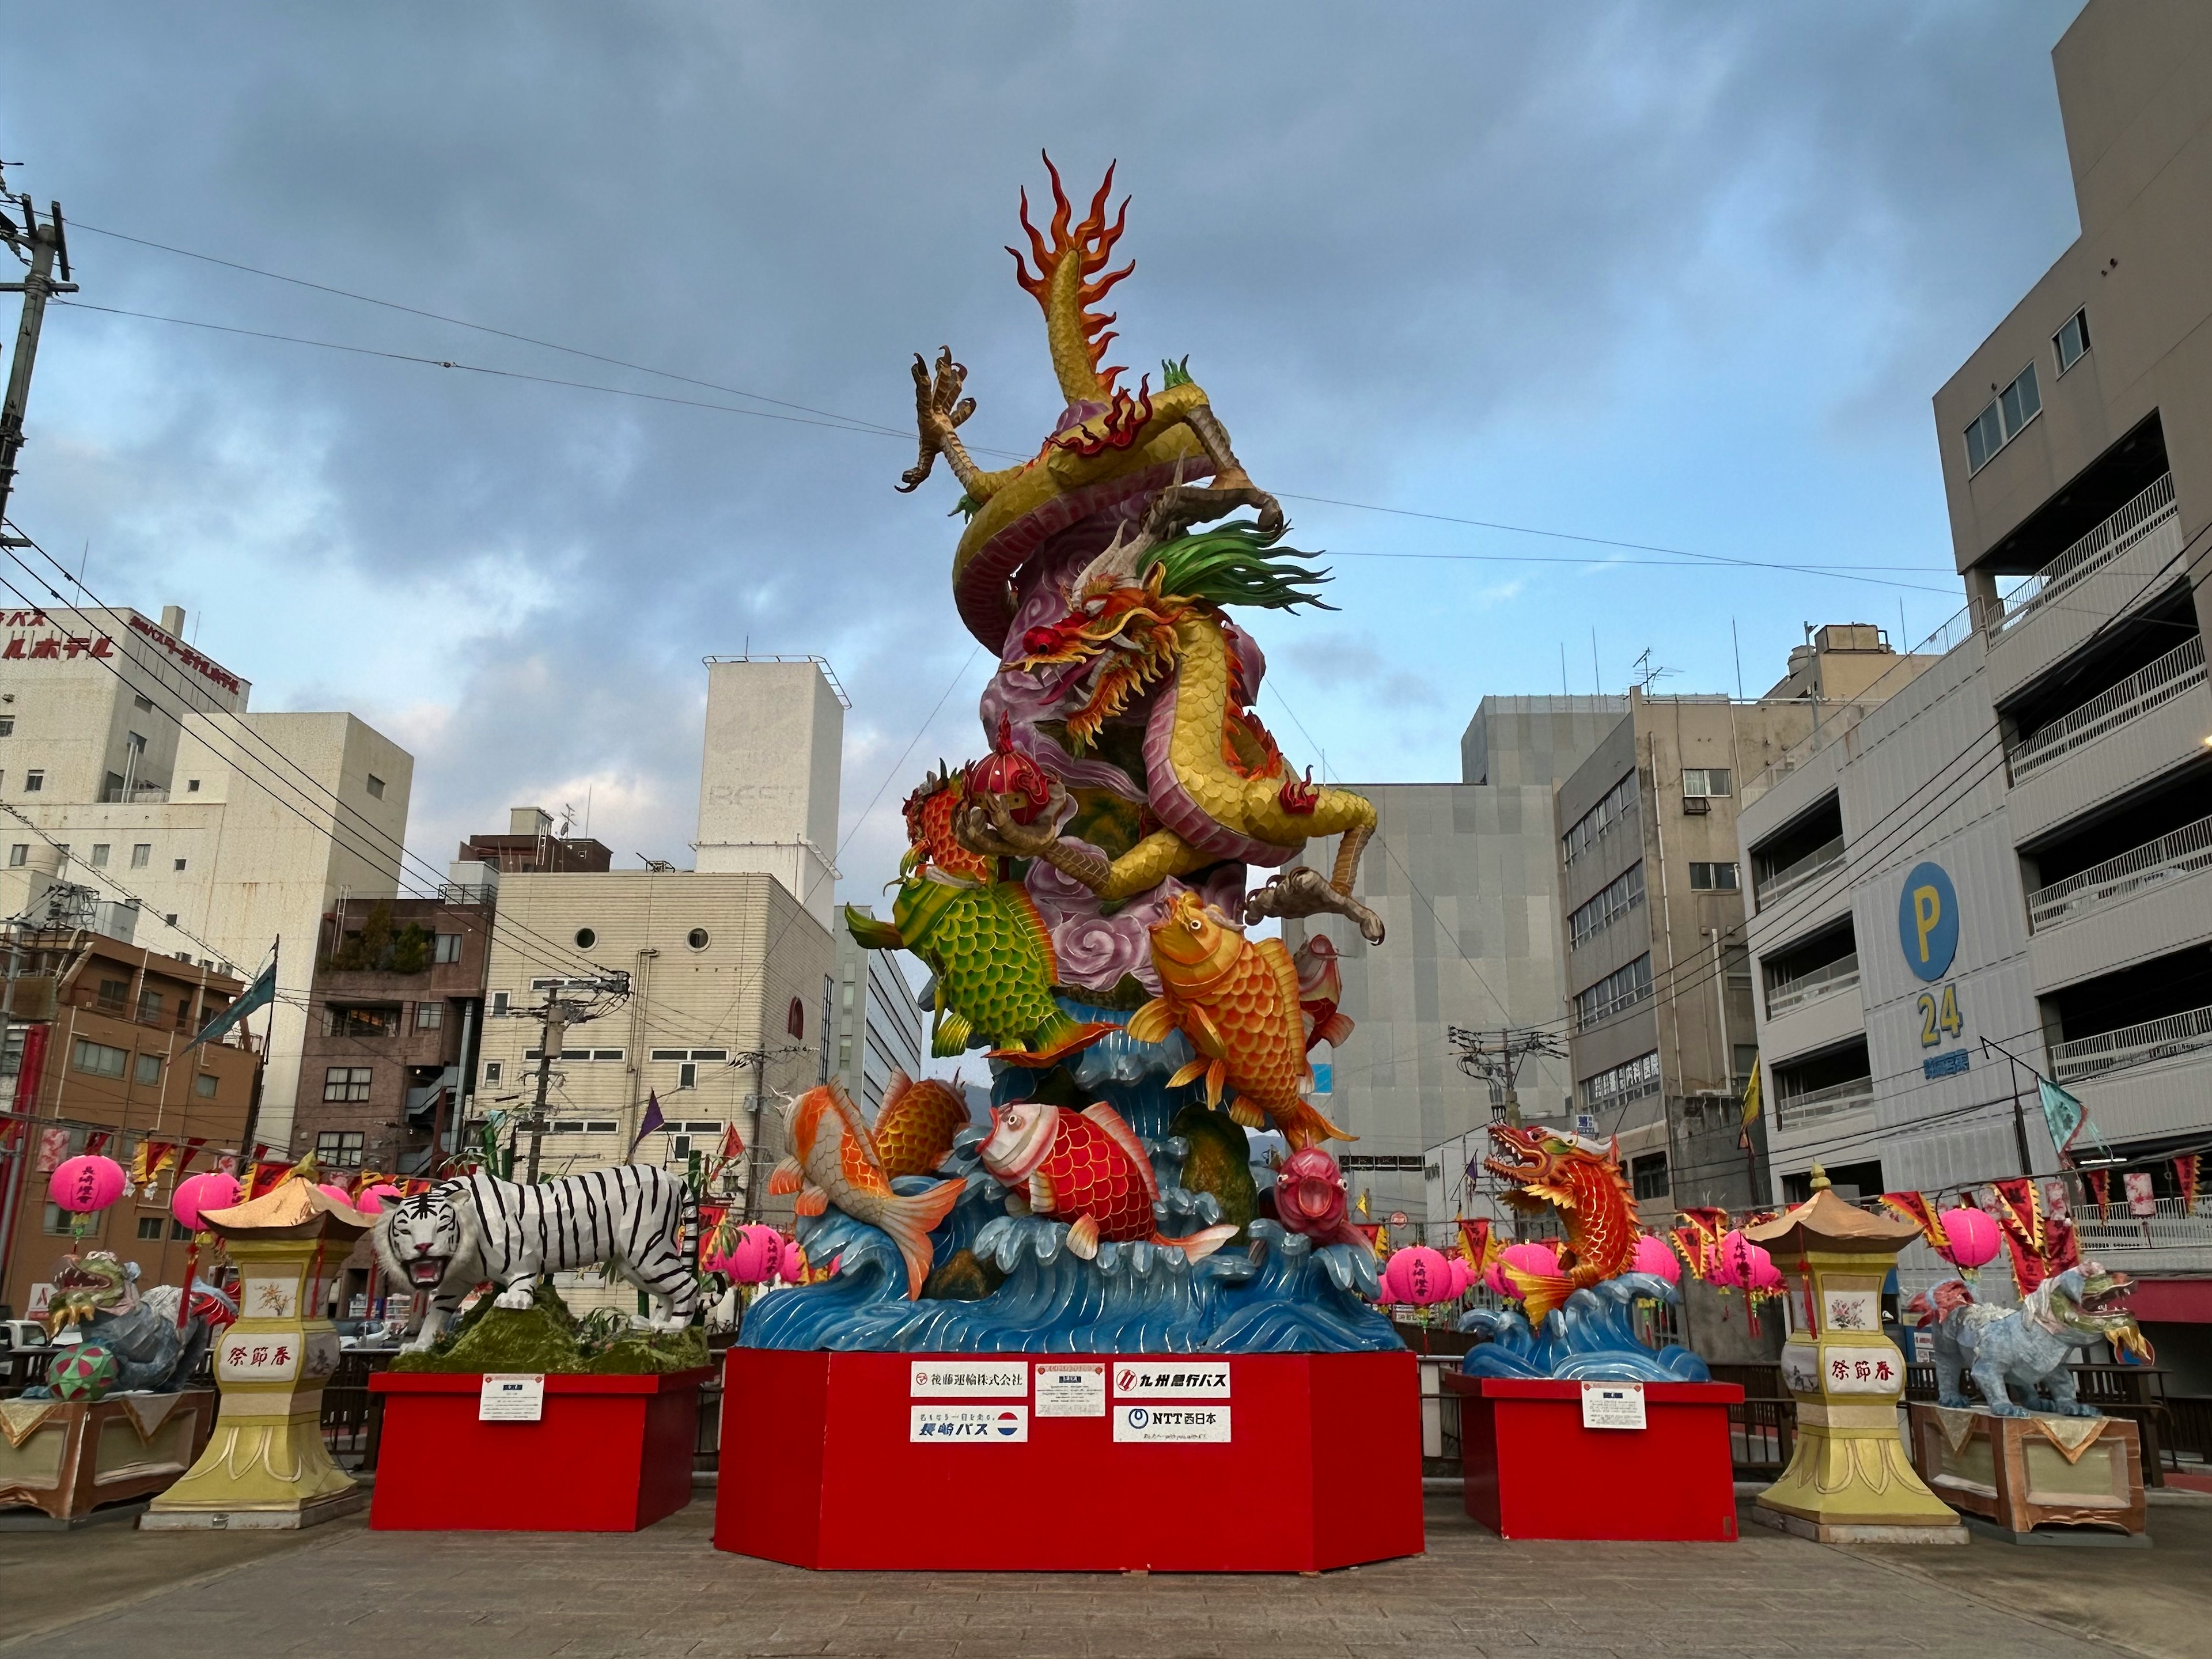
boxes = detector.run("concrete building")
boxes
[1555,631,1940,1220]
[0,603,411,1156]
[833,904,926,1115]
[694,657,846,930]
[1739,0,2212,1379]
[460,808,612,874]
[1288,696,1624,1228]
[0,928,258,1321]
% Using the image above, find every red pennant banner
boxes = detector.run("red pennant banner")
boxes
[1878,1191,1948,1253]
[2177,1154,2202,1214]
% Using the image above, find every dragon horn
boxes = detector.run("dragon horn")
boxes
[1070,519,1150,597]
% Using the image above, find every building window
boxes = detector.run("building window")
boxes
[1688,861,1740,891]
[687,927,710,950]
[1562,770,1639,865]
[1581,1050,1661,1109]
[677,1062,697,1090]
[315,1130,365,1168]
[482,1059,503,1085]
[0,716,12,736]
[131,844,151,868]
[194,1072,218,1099]
[137,1215,166,1240]
[366,774,385,800]
[138,989,162,1021]
[1568,864,1645,948]
[134,1053,161,1085]
[838,1036,854,1067]
[133,694,153,711]
[584,1120,619,1133]
[6,844,22,866]
[1964,362,2041,475]
[1574,956,1654,1031]
[787,997,805,1040]
[575,927,597,949]
[2054,308,2089,374]
[171,1218,192,1240]
[416,1001,445,1031]
[96,978,128,1011]
[164,913,178,927]
[90,843,110,868]
[433,931,461,964]
[1681,768,1732,798]
[323,1066,373,1103]
[1630,1152,1669,1202]
[173,858,187,871]
[72,1039,129,1078]
[322,1006,398,1038]
[185,778,200,792]
[492,991,509,1017]
[22,770,41,792]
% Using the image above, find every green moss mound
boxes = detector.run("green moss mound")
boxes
[389,1281,706,1374]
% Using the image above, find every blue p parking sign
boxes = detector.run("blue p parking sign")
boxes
[1897,862,1959,982]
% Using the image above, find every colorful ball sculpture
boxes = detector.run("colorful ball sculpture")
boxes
[1379,1245,1453,1305]
[170,1171,241,1231]
[1631,1232,1682,1284]
[48,1342,119,1402]
[1936,1204,2001,1270]
[48,1155,126,1215]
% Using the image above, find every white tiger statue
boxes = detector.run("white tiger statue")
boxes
[373,1168,699,1351]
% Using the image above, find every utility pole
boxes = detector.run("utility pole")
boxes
[505,971,631,1184]
[0,177,78,530]
[730,1043,810,1222]
[522,999,571,1185]
[1447,1025,1565,1131]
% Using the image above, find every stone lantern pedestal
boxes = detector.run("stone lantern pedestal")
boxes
[1744,1166,1966,1544]
[141,1181,370,1531]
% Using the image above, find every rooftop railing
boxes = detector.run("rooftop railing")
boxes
[1765,953,1859,1018]
[1753,835,1846,910]
[2027,812,2212,933]
[1988,474,2179,639]
[2052,1000,2212,1084]
[2009,634,2206,782]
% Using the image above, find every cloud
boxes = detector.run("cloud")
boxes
[1,0,2082,909]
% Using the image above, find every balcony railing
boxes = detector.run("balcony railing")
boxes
[1989,474,2180,639]
[1766,953,1859,1018]
[1753,835,1846,910]
[2027,812,2212,933]
[1773,1075,1874,1128]
[2051,1001,2212,1084]
[2009,634,2207,782]
[2073,1194,2212,1253]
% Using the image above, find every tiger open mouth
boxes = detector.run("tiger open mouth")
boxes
[408,1258,449,1286]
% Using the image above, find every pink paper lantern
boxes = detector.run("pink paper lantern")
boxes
[1745,1245,1784,1295]
[1446,1257,1475,1298]
[171,1172,241,1231]
[49,1155,126,1214]
[1381,1245,1453,1306]
[780,1244,809,1284]
[1631,1232,1682,1284]
[1486,1242,1560,1302]
[1482,1260,1511,1296]
[316,1183,360,1211]
[1709,1229,1748,1288]
[354,1183,402,1216]
[715,1223,786,1286]
[1937,1205,2001,1270]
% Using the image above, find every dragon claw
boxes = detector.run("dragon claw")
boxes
[1244,866,1385,945]
[897,346,978,494]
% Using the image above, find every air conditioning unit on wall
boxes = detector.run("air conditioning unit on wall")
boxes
[1682,796,1711,815]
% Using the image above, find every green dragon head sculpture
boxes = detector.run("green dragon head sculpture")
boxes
[2045,1262,2153,1361]
[44,1250,139,1336]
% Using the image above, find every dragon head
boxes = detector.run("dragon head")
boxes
[2044,1262,2154,1361]
[1483,1122,1616,1207]
[44,1251,139,1336]
[1018,539,1186,755]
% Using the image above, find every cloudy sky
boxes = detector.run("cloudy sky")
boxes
[2,2,2085,915]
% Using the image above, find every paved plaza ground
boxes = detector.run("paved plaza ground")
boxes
[3,1492,2208,1659]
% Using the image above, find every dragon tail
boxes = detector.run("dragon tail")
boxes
[1505,1262,1604,1331]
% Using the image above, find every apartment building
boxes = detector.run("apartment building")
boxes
[1287,695,1626,1226]
[0,927,258,1319]
[1556,635,1940,1219]
[832,904,926,1115]
[1739,0,2212,1378]
[0,602,412,1154]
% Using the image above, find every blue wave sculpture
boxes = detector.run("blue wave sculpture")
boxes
[737,998,1406,1356]
[1457,1273,1710,1382]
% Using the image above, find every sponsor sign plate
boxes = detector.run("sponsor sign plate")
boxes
[911,1361,1029,1398]
[479,1373,546,1422]
[911,1405,1028,1442]
[1034,1363,1107,1417]
[1112,1361,1230,1399]
[1580,1381,1645,1430]
[1113,1404,1231,1443]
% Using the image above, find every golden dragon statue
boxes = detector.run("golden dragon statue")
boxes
[899,156,1382,945]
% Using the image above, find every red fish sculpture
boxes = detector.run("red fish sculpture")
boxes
[1272,1146,1372,1253]
[979,1097,1238,1263]
[1482,1122,1640,1328]
[1292,934,1354,1053]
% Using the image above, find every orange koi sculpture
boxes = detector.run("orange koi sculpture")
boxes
[769,1081,961,1299]
[1127,891,1351,1152]
[1482,1122,1641,1329]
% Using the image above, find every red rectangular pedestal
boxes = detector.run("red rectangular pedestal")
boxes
[369,1368,710,1531]
[716,1350,1422,1572]
[1445,1374,1743,1541]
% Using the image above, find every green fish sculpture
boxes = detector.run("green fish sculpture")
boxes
[846,875,1112,1067]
